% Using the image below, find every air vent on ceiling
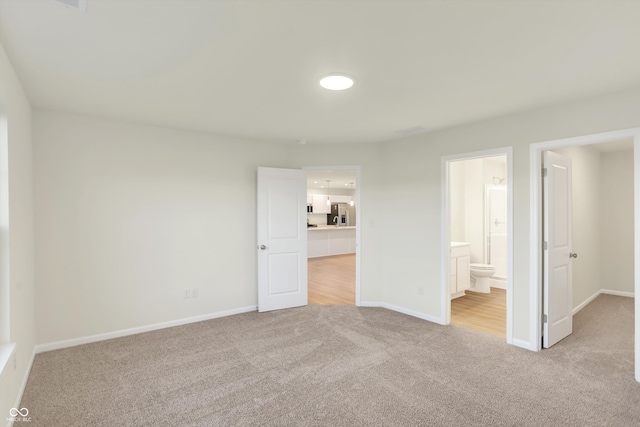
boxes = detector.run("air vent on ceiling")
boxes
[396,125,427,136]
[51,0,87,11]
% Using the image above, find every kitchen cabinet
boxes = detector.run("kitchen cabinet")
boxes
[330,195,351,204]
[450,243,470,299]
[311,194,331,214]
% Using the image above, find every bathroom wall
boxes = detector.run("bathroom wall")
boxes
[449,161,466,242]
[483,157,508,186]
[464,159,484,262]
[601,149,634,293]
[450,156,507,264]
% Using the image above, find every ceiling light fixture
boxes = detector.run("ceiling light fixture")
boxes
[320,74,354,91]
[326,180,331,205]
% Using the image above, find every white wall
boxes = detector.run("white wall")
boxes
[601,149,634,293]
[0,42,36,421]
[378,85,640,343]
[33,110,287,345]
[555,145,602,308]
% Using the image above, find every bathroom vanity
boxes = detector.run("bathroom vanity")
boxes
[450,242,471,299]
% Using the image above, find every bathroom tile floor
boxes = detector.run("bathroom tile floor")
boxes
[451,288,506,337]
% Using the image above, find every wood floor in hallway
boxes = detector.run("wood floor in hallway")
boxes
[308,254,355,305]
[451,288,506,338]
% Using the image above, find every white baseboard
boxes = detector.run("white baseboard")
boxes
[489,278,507,290]
[512,338,537,352]
[573,289,634,315]
[35,305,257,354]
[358,301,383,308]
[601,289,634,298]
[8,347,36,427]
[358,301,446,325]
[573,291,602,315]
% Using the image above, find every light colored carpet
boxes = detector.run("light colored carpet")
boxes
[20,294,639,426]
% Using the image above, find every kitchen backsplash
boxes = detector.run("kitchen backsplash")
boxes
[307,213,327,226]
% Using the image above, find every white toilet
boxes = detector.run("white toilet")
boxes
[469,263,495,293]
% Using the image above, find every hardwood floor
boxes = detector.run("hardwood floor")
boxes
[308,254,355,305]
[308,255,505,337]
[451,288,506,338]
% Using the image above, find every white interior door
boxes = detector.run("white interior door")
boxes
[543,151,574,348]
[257,167,307,312]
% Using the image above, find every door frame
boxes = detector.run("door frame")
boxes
[302,165,362,306]
[529,127,640,381]
[441,147,514,343]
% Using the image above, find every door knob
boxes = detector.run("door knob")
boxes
[259,245,267,250]
[569,252,578,258]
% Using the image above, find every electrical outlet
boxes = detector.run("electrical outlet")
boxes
[418,286,424,296]
[182,289,190,299]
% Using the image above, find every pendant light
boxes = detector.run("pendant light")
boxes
[349,182,355,206]
[326,180,331,205]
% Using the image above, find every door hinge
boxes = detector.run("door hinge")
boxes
[543,314,548,323]
[543,241,548,250]
[542,167,548,178]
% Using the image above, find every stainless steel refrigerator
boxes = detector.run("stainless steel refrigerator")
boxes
[327,203,349,226]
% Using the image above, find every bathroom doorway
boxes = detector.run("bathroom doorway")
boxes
[442,148,513,342]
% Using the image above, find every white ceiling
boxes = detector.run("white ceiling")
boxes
[306,170,357,191]
[2,1,640,144]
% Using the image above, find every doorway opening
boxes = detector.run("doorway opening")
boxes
[442,148,514,342]
[303,166,361,306]
[530,129,639,381]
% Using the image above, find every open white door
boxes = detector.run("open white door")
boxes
[543,151,574,348]
[257,167,307,312]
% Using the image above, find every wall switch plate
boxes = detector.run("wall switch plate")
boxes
[182,289,190,299]
[191,288,198,298]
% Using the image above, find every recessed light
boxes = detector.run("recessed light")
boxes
[320,74,354,91]
[297,139,307,145]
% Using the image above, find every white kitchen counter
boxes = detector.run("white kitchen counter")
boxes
[451,241,470,248]
[308,225,356,231]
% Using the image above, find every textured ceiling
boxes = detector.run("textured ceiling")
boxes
[1,0,640,144]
